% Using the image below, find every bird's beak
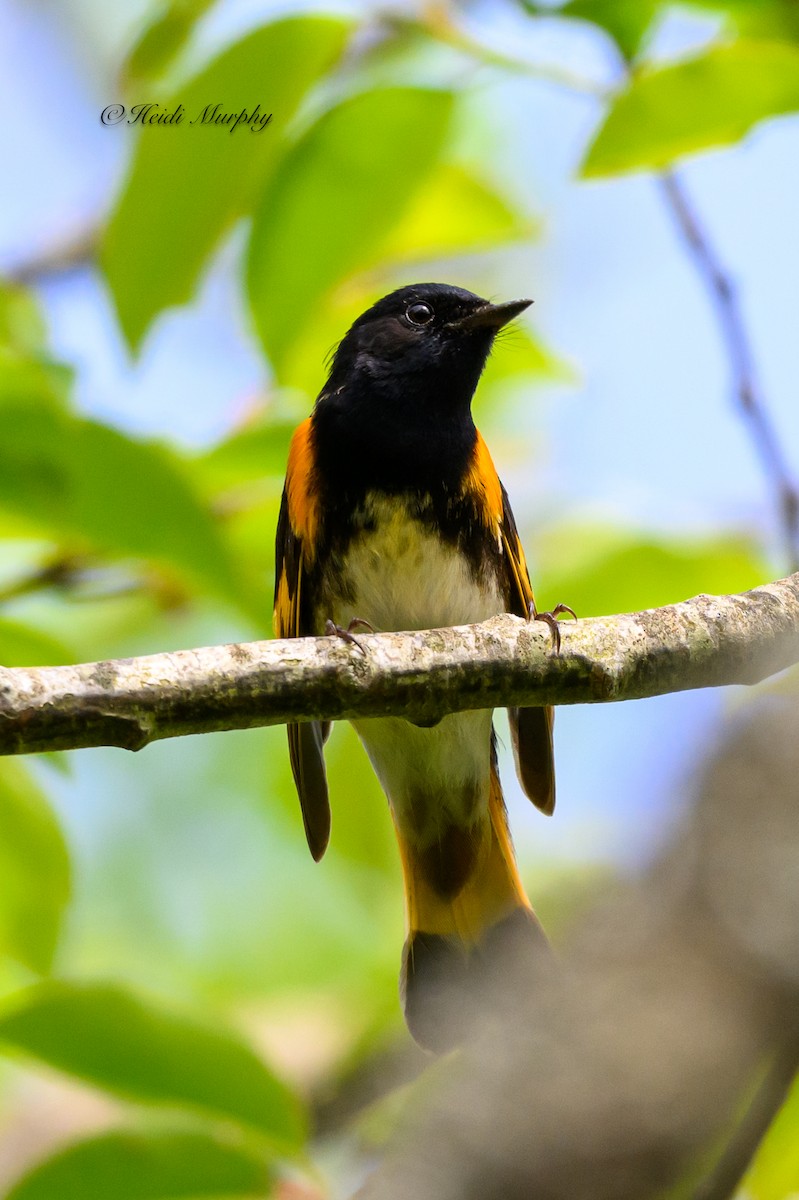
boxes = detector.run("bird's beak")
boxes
[447,298,533,332]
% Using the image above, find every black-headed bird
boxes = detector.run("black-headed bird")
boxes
[274,283,566,1050]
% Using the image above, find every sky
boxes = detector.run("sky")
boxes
[1,0,798,872]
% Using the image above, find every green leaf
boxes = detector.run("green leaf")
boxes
[559,0,661,61]
[743,1073,799,1198]
[323,725,402,879]
[0,762,71,974]
[376,163,535,263]
[480,325,569,390]
[0,980,306,1151]
[196,414,297,495]
[0,345,72,411]
[247,87,455,375]
[689,0,799,42]
[6,1128,270,1200]
[0,399,241,603]
[0,618,73,667]
[582,40,799,176]
[0,396,71,535]
[102,16,351,350]
[121,0,218,91]
[67,420,240,601]
[534,527,769,617]
[0,281,48,356]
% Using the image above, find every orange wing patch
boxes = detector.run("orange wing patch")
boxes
[463,430,503,532]
[285,417,321,556]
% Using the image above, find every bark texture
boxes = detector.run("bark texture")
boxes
[1,573,798,756]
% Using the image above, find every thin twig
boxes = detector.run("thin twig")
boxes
[0,556,86,605]
[659,171,799,573]
[4,223,98,286]
[401,8,609,97]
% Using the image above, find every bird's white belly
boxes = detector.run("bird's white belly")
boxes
[329,494,503,633]
[330,494,503,841]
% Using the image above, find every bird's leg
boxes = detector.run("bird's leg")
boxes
[325,617,375,656]
[528,601,577,654]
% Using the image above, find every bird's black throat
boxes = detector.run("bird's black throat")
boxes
[311,376,479,501]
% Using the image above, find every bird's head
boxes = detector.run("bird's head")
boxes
[322,283,532,408]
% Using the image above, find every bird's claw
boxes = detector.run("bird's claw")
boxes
[528,602,577,654]
[325,617,375,656]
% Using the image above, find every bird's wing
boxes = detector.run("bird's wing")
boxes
[497,485,556,815]
[467,430,556,817]
[274,419,331,860]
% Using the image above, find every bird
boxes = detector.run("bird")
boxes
[274,282,569,1050]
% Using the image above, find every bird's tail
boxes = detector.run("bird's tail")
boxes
[395,759,548,1051]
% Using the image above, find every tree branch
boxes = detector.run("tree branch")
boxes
[1,574,798,757]
[4,223,98,286]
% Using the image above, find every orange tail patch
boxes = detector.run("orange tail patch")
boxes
[395,763,532,944]
[395,763,548,1051]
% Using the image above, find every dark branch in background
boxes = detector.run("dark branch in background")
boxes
[659,171,799,573]
[0,555,182,609]
[0,554,86,605]
[1,574,798,756]
[693,1032,799,1200]
[356,698,799,1200]
[3,222,98,286]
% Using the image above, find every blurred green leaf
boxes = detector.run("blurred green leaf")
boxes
[0,980,306,1151]
[324,725,401,879]
[534,526,769,616]
[122,0,218,91]
[0,282,48,356]
[377,163,535,262]
[5,1128,270,1200]
[0,762,71,974]
[247,87,455,375]
[68,420,240,602]
[583,40,799,176]
[0,345,72,410]
[743,1073,799,1198]
[103,16,351,350]
[197,414,296,494]
[481,325,569,389]
[0,618,73,667]
[0,397,242,604]
[690,0,799,41]
[0,396,71,534]
[558,0,661,60]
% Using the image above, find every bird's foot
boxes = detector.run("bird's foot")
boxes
[325,617,375,656]
[528,601,576,654]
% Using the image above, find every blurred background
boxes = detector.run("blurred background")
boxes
[0,0,798,1196]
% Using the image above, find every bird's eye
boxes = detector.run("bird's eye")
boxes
[406,302,434,326]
